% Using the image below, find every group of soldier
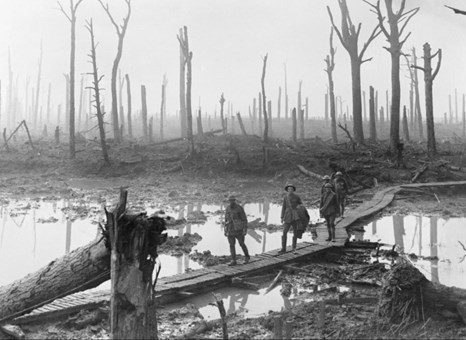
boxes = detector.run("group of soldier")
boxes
[223,172,349,266]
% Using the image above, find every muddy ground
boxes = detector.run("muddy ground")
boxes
[1,133,466,339]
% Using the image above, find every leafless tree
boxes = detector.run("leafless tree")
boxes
[261,54,269,143]
[85,19,109,164]
[58,0,85,158]
[324,27,338,143]
[177,26,194,154]
[412,43,442,156]
[98,0,131,143]
[365,0,419,152]
[327,0,381,144]
[125,74,132,138]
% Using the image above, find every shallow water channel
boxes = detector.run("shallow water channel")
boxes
[1,198,465,319]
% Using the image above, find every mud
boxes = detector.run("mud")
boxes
[2,136,466,339]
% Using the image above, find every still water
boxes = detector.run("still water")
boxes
[0,198,320,286]
[355,215,466,289]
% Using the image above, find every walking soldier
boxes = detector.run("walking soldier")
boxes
[320,183,339,242]
[224,195,250,266]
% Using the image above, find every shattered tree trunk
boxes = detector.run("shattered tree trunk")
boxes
[141,85,148,141]
[261,54,269,143]
[220,94,226,135]
[125,74,132,138]
[402,105,409,142]
[298,81,303,141]
[291,108,297,142]
[369,86,377,141]
[325,28,337,143]
[178,28,187,138]
[107,189,166,339]
[236,112,247,135]
[379,262,466,324]
[412,48,424,141]
[0,238,110,323]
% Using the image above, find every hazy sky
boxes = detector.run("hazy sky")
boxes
[1,0,466,124]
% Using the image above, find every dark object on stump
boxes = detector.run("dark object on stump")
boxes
[103,189,167,339]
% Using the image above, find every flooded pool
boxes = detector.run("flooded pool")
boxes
[355,215,466,289]
[0,198,321,287]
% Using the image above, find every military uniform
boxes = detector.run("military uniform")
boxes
[225,201,250,265]
[334,175,349,216]
[320,185,339,241]
[280,191,303,253]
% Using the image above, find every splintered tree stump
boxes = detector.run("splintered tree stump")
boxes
[105,189,167,339]
[379,262,466,324]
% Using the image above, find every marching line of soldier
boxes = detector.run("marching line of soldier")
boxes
[223,172,348,266]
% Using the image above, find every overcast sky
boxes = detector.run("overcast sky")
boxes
[1,0,466,124]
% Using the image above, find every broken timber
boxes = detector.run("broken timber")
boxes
[4,180,466,325]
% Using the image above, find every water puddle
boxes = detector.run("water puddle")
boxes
[164,282,350,320]
[354,215,466,289]
[0,198,321,286]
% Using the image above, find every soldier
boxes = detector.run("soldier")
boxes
[224,195,250,266]
[321,175,334,194]
[320,183,339,242]
[279,183,303,254]
[334,171,349,217]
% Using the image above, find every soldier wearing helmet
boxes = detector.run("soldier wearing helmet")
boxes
[333,172,349,217]
[224,195,250,266]
[279,183,303,254]
[320,182,339,242]
[321,175,334,195]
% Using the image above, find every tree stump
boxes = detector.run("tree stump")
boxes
[104,189,167,339]
[379,262,466,324]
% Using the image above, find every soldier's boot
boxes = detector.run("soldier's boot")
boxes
[331,227,336,242]
[241,244,250,264]
[292,234,297,253]
[228,247,237,266]
[278,235,287,254]
[325,226,332,241]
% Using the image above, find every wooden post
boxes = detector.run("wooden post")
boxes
[236,112,247,135]
[292,108,297,142]
[141,85,148,141]
[284,319,292,340]
[125,74,132,138]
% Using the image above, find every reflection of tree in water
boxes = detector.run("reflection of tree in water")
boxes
[393,215,405,251]
[430,216,439,283]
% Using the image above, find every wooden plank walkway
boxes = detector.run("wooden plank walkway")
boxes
[13,180,466,324]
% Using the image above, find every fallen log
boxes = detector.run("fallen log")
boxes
[379,261,466,324]
[297,165,323,180]
[411,164,428,183]
[0,237,110,323]
[265,270,284,294]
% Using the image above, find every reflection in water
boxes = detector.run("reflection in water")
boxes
[0,199,321,287]
[361,215,466,289]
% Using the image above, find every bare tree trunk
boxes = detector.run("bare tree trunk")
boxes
[325,29,338,143]
[363,90,366,122]
[369,86,377,141]
[455,88,458,123]
[292,107,297,142]
[402,105,409,142]
[141,85,148,141]
[237,112,247,135]
[413,49,424,141]
[219,93,226,134]
[258,93,262,135]
[106,189,166,339]
[160,75,167,140]
[415,43,442,156]
[197,109,203,136]
[298,81,303,140]
[463,93,465,138]
[125,74,132,138]
[86,19,110,164]
[350,58,364,143]
[261,54,269,143]
[64,74,70,133]
[118,70,125,136]
[449,94,452,125]
[267,100,272,137]
[178,28,187,138]
[78,77,84,132]
[98,0,132,144]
